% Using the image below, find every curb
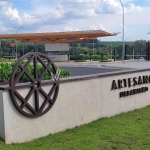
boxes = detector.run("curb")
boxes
[101,64,133,70]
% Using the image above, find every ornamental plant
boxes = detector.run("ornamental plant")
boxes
[0,63,13,82]
[0,62,71,83]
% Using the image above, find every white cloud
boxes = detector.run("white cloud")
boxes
[2,7,20,21]
[97,0,122,14]
[52,10,65,18]
[0,21,11,32]
[64,26,79,31]
[59,0,98,4]
[90,24,107,30]
[96,0,144,15]
[64,26,73,31]
[1,7,41,25]
[126,3,143,14]
[0,1,12,7]
[22,13,40,24]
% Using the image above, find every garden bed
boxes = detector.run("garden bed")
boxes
[0,61,71,84]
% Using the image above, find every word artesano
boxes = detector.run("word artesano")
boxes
[111,75,149,97]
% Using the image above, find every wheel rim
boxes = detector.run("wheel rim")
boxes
[9,52,59,118]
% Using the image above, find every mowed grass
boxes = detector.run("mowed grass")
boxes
[0,106,150,150]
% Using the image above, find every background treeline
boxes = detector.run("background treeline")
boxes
[69,39,146,60]
[0,39,147,60]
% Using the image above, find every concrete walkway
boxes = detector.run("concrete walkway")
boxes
[55,60,150,70]
[101,60,150,69]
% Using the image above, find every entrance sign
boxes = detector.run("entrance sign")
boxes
[0,55,150,144]
[111,75,150,97]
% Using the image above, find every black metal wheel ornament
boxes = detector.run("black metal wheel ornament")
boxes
[9,52,59,118]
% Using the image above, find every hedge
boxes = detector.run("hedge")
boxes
[0,62,71,83]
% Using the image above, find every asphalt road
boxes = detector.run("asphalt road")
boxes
[60,66,119,76]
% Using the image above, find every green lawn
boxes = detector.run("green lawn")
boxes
[1,106,150,150]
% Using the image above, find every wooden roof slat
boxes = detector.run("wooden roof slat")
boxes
[20,37,96,42]
[0,30,118,44]
[22,38,97,44]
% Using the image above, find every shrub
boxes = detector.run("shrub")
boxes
[91,55,100,59]
[0,63,12,82]
[70,55,76,60]
[58,67,71,78]
[0,58,15,62]
[0,62,71,83]
[70,55,88,61]
[103,55,109,60]
[70,54,110,61]
[83,55,90,60]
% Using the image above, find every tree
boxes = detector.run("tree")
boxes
[133,40,146,56]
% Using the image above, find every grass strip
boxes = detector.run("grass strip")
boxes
[0,105,150,150]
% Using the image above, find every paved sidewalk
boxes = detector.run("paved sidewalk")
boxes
[101,60,150,69]
[55,60,150,69]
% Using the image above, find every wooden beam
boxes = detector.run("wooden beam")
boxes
[21,38,97,44]
[0,30,119,44]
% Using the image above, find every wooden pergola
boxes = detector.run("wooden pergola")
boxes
[0,30,118,44]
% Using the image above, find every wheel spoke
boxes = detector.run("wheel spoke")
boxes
[13,65,24,85]
[33,56,38,80]
[38,56,54,76]
[24,70,34,82]
[39,83,58,112]
[20,88,34,109]
[14,90,37,114]
[14,56,34,85]
[39,62,51,80]
[37,56,47,68]
[48,83,59,98]
[39,87,49,99]
[39,87,55,112]
[24,55,34,68]
[14,62,34,85]
[35,90,39,112]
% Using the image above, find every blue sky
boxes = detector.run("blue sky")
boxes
[0,0,150,41]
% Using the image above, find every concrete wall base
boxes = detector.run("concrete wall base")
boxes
[0,70,150,144]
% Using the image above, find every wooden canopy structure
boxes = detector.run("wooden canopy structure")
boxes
[0,30,118,44]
